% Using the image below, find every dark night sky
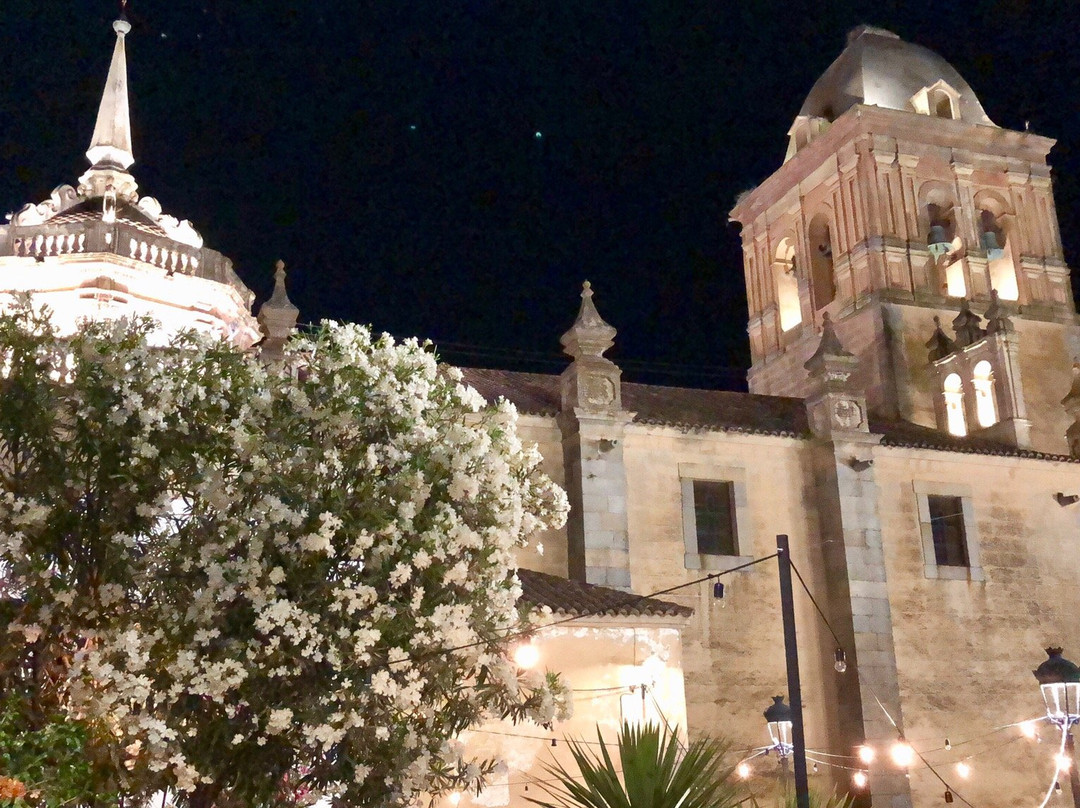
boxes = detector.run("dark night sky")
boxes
[2,0,1079,389]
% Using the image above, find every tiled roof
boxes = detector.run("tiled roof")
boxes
[460,367,1079,463]
[460,367,808,437]
[871,417,1079,463]
[47,200,170,238]
[517,568,693,618]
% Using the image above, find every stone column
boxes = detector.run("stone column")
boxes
[557,282,634,591]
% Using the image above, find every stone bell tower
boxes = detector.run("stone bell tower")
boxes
[730,25,1079,454]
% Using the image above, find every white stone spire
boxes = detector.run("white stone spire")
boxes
[87,16,134,171]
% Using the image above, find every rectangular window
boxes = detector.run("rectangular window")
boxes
[914,482,983,581]
[692,480,737,556]
[927,494,969,567]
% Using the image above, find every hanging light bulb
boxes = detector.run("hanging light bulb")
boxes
[834,648,848,673]
[857,745,876,764]
[812,763,819,773]
[737,763,752,780]
[448,793,461,807]
[944,738,952,751]
[955,762,970,779]
[890,741,915,768]
[1056,753,1072,771]
[1056,781,1063,794]
[1021,721,1038,739]
[944,790,954,804]
[551,738,558,748]
[852,771,868,789]
[513,642,540,670]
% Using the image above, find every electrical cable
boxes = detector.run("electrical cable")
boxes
[788,558,977,808]
[1036,725,1068,808]
[359,553,777,677]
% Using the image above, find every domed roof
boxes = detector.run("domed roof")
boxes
[798,26,995,127]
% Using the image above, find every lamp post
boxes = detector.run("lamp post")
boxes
[776,534,810,808]
[1033,647,1080,808]
[764,695,795,785]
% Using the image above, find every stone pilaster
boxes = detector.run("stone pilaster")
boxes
[804,317,912,808]
[557,282,634,591]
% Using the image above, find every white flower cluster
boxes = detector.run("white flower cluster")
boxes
[0,305,569,808]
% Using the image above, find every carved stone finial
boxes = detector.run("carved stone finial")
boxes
[87,15,134,171]
[951,299,985,348]
[984,289,1013,336]
[559,281,622,413]
[257,260,300,360]
[78,13,139,202]
[560,280,617,360]
[804,312,853,371]
[802,313,867,436]
[925,315,956,362]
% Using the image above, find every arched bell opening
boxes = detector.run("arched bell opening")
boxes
[772,236,802,332]
[807,213,835,312]
[943,372,967,436]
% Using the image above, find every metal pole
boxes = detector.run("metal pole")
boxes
[777,534,811,808]
[1066,731,1080,808]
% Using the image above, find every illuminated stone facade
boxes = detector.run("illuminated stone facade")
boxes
[8,18,1080,808]
[467,28,1080,808]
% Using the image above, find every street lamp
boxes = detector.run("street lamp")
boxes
[1034,647,1080,808]
[764,695,795,760]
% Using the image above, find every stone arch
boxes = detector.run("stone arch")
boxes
[974,189,1019,300]
[932,90,955,119]
[972,360,997,428]
[909,80,962,121]
[918,181,964,295]
[943,372,967,436]
[807,211,835,311]
[772,235,802,331]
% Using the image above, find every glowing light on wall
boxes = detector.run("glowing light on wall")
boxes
[889,741,915,768]
[944,373,967,436]
[973,361,997,428]
[513,643,540,670]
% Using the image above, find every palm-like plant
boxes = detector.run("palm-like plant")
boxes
[527,721,742,808]
[781,788,853,808]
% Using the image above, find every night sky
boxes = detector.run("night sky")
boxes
[2,0,1079,389]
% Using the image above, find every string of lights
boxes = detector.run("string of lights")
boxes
[1036,725,1069,808]
[788,559,977,808]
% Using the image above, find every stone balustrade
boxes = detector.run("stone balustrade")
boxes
[0,220,253,305]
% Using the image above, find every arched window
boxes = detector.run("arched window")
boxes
[773,237,802,331]
[933,92,955,119]
[972,360,997,428]
[944,373,967,436]
[808,214,835,310]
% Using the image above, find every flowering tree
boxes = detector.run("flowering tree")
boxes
[0,302,568,808]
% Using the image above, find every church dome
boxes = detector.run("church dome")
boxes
[797,26,995,127]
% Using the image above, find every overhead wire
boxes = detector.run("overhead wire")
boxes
[788,558,977,808]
